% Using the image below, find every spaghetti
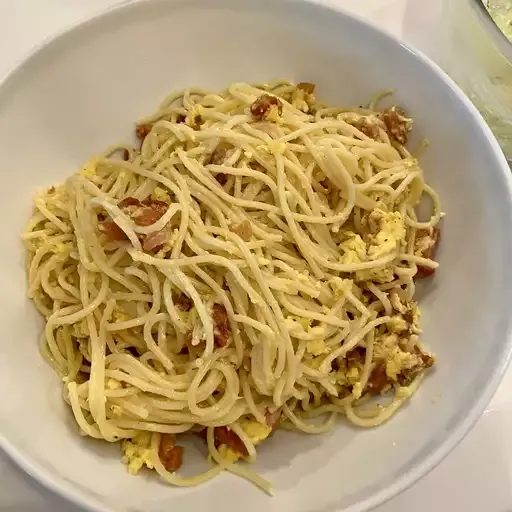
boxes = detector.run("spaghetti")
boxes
[23,81,441,494]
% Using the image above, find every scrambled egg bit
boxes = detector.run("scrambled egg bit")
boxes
[346,366,361,385]
[290,82,316,113]
[151,186,171,203]
[121,432,154,475]
[388,315,408,334]
[240,418,272,444]
[356,266,395,284]
[217,444,240,464]
[408,304,421,335]
[326,356,366,398]
[373,333,400,361]
[284,315,310,331]
[112,309,131,324]
[79,158,98,179]
[284,318,328,358]
[339,233,366,265]
[304,355,324,370]
[217,418,273,463]
[328,276,354,299]
[385,347,423,381]
[106,378,122,390]
[372,332,434,383]
[338,208,406,284]
[366,209,406,260]
[306,339,328,356]
[257,141,287,155]
[390,295,422,335]
[264,105,282,124]
[50,243,71,254]
[110,405,123,417]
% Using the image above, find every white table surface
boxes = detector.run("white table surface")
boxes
[1,0,511,510]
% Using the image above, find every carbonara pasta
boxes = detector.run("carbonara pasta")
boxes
[22,81,441,494]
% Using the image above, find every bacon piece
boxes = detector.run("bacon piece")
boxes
[415,227,441,278]
[265,409,281,429]
[179,345,189,355]
[125,346,140,357]
[97,219,127,241]
[208,143,231,186]
[142,227,169,252]
[208,143,230,166]
[381,106,412,145]
[159,434,184,471]
[345,347,366,366]
[354,116,386,141]
[193,115,203,129]
[417,348,435,368]
[397,347,435,386]
[212,303,230,347]
[367,364,391,394]
[99,197,170,243]
[173,291,193,312]
[296,82,315,94]
[213,426,248,456]
[118,197,141,209]
[136,123,152,139]
[250,94,283,121]
[74,371,89,384]
[215,173,228,185]
[141,198,168,208]
[403,310,413,324]
[230,220,252,241]
[291,82,316,113]
[132,199,169,227]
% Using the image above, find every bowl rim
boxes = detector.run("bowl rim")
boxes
[471,0,512,63]
[1,0,512,511]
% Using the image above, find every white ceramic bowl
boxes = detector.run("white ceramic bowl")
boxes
[1,1,512,511]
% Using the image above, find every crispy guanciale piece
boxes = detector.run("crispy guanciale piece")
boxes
[381,106,412,144]
[173,291,193,312]
[212,303,230,347]
[230,220,252,241]
[250,94,283,121]
[345,346,366,366]
[98,196,171,252]
[397,347,435,386]
[214,426,248,456]
[159,434,184,471]
[296,82,315,94]
[353,116,386,141]
[367,364,392,394]
[135,123,152,139]
[415,227,440,278]
[208,143,230,165]
[265,409,281,430]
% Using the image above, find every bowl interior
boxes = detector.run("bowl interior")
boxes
[0,0,511,511]
[473,0,512,61]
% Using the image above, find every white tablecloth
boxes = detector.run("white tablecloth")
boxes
[1,1,510,510]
